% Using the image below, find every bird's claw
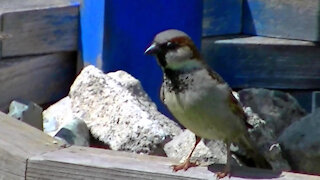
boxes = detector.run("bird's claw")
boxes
[216,172,228,179]
[171,160,198,172]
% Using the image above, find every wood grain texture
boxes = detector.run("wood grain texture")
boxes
[0,112,63,180]
[202,35,320,89]
[202,0,242,36]
[1,5,79,58]
[243,0,320,41]
[0,52,77,111]
[27,146,320,180]
[0,0,79,13]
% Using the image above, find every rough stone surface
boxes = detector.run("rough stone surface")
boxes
[43,97,73,136]
[239,88,306,137]
[164,129,228,166]
[279,108,320,174]
[43,97,90,146]
[54,117,90,147]
[69,65,182,154]
[9,100,43,130]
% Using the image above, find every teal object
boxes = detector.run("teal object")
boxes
[103,1,203,117]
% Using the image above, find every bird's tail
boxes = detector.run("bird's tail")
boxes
[237,134,272,169]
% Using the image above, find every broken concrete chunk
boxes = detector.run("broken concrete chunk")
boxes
[69,65,182,154]
[43,97,74,136]
[164,129,228,166]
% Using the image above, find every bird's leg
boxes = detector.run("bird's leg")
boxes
[217,141,231,179]
[172,136,201,172]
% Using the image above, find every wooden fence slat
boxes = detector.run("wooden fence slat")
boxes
[1,6,78,58]
[0,52,77,111]
[202,35,320,89]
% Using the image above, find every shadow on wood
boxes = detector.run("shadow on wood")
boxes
[208,164,281,179]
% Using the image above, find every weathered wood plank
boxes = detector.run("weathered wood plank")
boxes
[0,111,63,180]
[27,146,320,180]
[0,52,77,111]
[28,146,208,180]
[202,0,242,36]
[202,35,320,89]
[242,0,320,41]
[1,5,79,58]
[0,0,78,13]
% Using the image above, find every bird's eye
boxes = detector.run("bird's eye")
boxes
[166,42,177,49]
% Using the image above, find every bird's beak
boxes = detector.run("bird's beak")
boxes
[144,43,160,55]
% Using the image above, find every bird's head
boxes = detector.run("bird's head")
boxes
[145,29,201,71]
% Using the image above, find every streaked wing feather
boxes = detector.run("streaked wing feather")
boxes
[228,93,253,129]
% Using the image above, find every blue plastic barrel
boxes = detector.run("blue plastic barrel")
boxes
[102,1,203,117]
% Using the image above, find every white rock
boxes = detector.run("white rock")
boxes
[164,129,227,166]
[69,65,182,154]
[43,97,74,136]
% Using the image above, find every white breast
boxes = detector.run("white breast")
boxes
[163,69,246,141]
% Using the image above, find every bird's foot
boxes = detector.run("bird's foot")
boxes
[171,159,198,172]
[216,171,230,179]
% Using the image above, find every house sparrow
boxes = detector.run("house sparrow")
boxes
[145,29,271,178]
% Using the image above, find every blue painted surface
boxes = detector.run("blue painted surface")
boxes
[202,35,320,89]
[79,0,105,67]
[243,0,320,41]
[102,0,203,117]
[202,0,242,36]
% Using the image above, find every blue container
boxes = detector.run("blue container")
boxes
[103,1,203,117]
[79,0,105,67]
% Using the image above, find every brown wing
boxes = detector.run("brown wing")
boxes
[204,63,252,129]
[228,93,253,129]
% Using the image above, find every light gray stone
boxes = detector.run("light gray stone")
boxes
[54,117,90,147]
[279,108,320,174]
[43,97,73,136]
[239,88,306,137]
[43,97,90,146]
[69,65,182,154]
[8,100,43,130]
[164,129,227,166]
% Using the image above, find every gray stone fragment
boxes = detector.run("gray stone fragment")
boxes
[279,109,320,174]
[164,129,227,166]
[43,97,73,136]
[43,97,90,146]
[239,88,306,137]
[8,100,43,130]
[69,65,182,154]
[54,117,90,146]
